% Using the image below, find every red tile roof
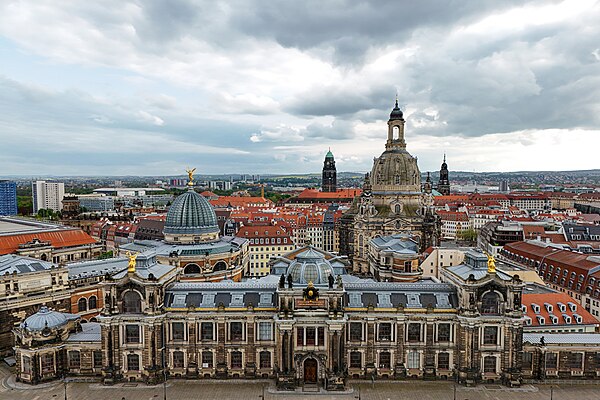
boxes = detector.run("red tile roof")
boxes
[0,229,98,255]
[522,292,598,327]
[296,188,361,199]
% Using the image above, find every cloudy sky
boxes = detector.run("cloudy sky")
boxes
[1,0,599,176]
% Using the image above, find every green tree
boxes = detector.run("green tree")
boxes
[458,228,478,243]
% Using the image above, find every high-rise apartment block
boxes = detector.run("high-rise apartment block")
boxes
[32,180,65,213]
[0,180,17,216]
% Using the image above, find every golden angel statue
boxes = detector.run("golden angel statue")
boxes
[125,251,138,273]
[486,252,496,274]
[186,167,196,185]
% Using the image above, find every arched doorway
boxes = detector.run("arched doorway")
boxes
[304,358,317,384]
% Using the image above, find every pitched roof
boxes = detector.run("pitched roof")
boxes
[0,229,98,255]
[522,292,598,327]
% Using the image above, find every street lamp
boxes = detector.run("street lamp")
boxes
[63,377,67,400]
[354,385,361,400]
[550,385,553,400]
[258,383,266,399]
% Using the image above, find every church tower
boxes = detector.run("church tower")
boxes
[322,149,337,192]
[438,154,450,195]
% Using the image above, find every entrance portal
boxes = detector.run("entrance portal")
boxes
[304,358,318,383]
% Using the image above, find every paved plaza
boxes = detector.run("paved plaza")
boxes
[2,371,600,400]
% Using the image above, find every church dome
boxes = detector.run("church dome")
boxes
[22,306,74,331]
[164,189,219,239]
[287,247,334,285]
[389,100,404,121]
[371,149,421,189]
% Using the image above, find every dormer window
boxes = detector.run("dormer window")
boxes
[544,303,553,313]
[568,302,577,312]
[557,302,566,312]
[536,315,545,325]
[521,305,527,313]
[531,303,541,314]
[563,314,572,324]
[549,314,558,324]
[573,314,583,324]
[524,316,532,326]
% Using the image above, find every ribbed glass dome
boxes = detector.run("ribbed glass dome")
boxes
[164,189,219,236]
[287,248,334,285]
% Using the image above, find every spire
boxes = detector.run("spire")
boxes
[443,153,446,163]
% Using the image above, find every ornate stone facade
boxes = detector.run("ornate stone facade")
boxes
[339,103,440,273]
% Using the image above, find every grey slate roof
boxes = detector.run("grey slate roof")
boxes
[344,278,457,309]
[68,257,129,279]
[119,236,247,257]
[66,322,101,343]
[0,254,54,274]
[371,234,419,255]
[523,333,600,345]
[165,277,278,309]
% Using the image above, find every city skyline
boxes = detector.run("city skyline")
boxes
[1,0,599,176]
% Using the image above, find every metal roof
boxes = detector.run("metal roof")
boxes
[523,333,600,345]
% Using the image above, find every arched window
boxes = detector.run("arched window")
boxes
[184,263,201,274]
[78,297,87,313]
[481,292,500,314]
[213,261,227,272]
[88,295,97,310]
[122,291,142,313]
[394,204,401,214]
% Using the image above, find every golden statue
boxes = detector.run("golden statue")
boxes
[125,251,138,273]
[485,252,496,274]
[186,167,196,186]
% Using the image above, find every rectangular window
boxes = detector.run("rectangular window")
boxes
[230,322,243,341]
[125,324,140,343]
[202,351,213,368]
[379,352,391,368]
[259,351,271,369]
[567,353,583,369]
[297,327,304,346]
[483,356,496,373]
[483,326,498,345]
[231,351,242,368]
[172,322,185,341]
[349,322,362,341]
[407,323,421,342]
[306,327,316,345]
[438,352,450,370]
[258,322,272,341]
[437,323,451,342]
[68,351,80,368]
[523,352,533,370]
[93,351,103,368]
[350,351,362,368]
[41,354,54,373]
[407,351,420,369]
[22,356,32,375]
[378,323,392,341]
[173,351,184,368]
[318,327,325,345]
[201,322,213,341]
[127,354,140,371]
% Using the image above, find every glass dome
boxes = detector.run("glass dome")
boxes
[286,247,334,285]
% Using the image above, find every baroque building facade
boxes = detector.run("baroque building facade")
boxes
[12,168,600,388]
[339,102,440,273]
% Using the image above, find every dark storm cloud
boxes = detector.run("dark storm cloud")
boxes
[232,0,533,64]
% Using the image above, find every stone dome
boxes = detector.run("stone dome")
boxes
[22,306,73,331]
[287,247,334,285]
[371,148,421,189]
[164,188,219,238]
